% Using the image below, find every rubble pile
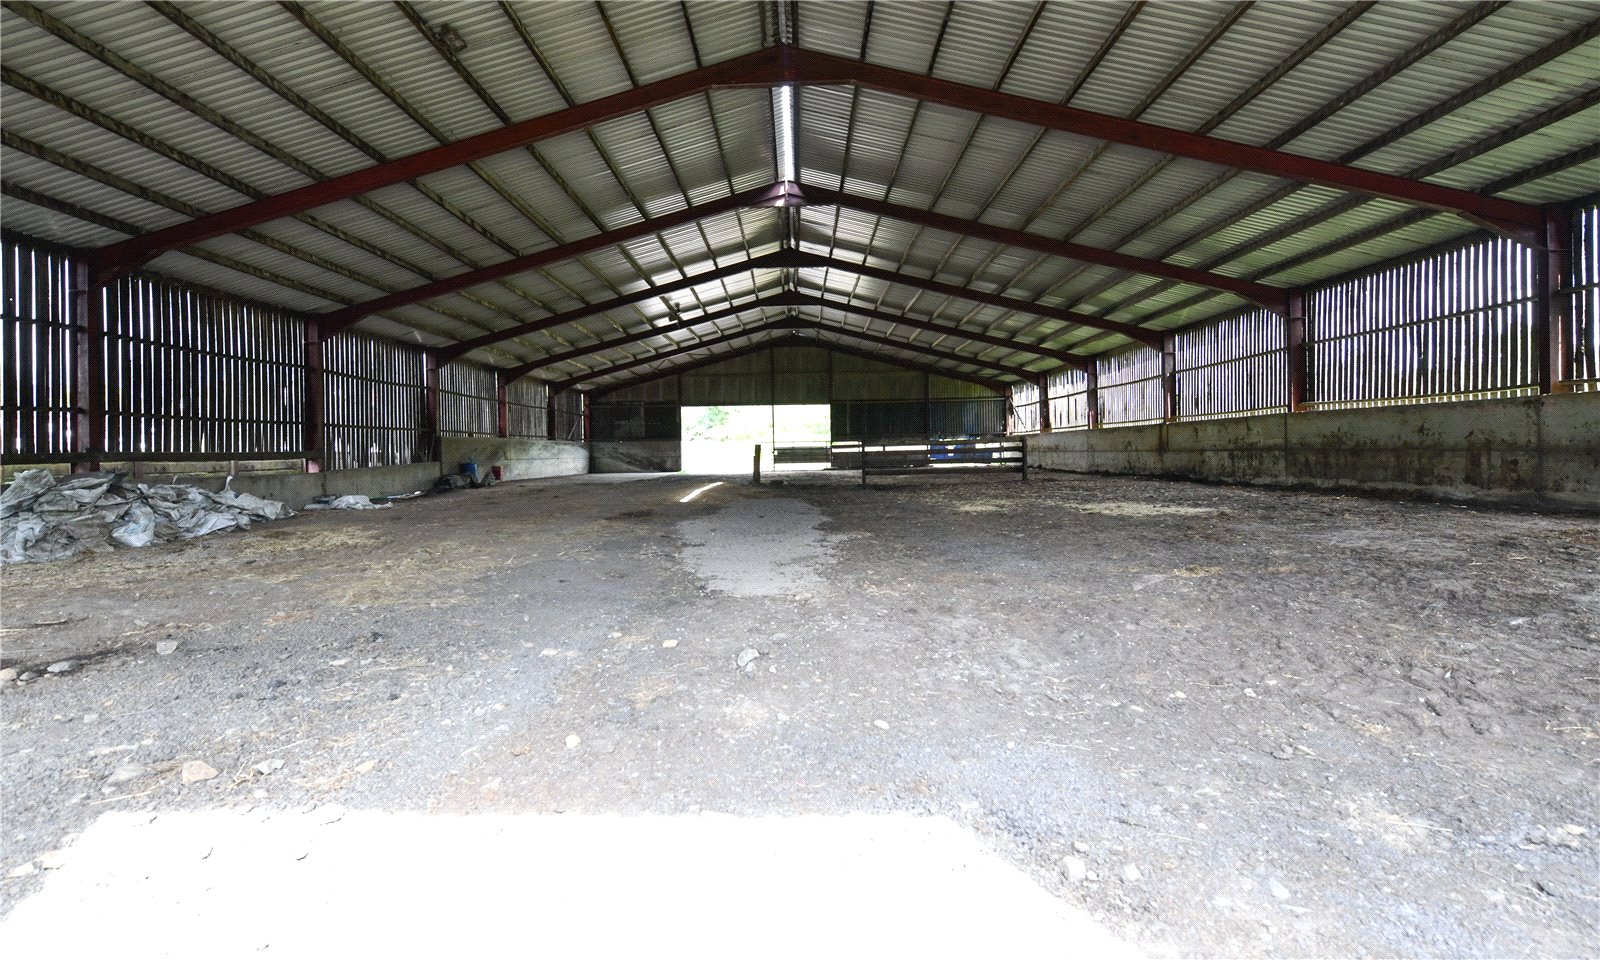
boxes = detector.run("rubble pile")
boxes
[0,469,293,564]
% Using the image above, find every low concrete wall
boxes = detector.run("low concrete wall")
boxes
[1028,393,1600,509]
[589,440,681,473]
[439,437,587,481]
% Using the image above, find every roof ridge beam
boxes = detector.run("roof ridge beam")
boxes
[783,46,1543,242]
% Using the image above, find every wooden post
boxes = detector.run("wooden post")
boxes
[1020,434,1029,481]
[303,319,324,472]
[71,261,105,473]
[1286,289,1308,412]
[752,443,762,485]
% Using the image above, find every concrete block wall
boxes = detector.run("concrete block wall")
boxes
[1028,393,1600,509]
[589,440,681,473]
[438,437,588,481]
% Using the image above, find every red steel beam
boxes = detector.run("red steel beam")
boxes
[87,47,785,278]
[799,184,1290,313]
[553,315,1034,391]
[789,251,1161,345]
[505,295,805,379]
[440,247,809,362]
[324,183,788,337]
[801,319,1040,379]
[462,249,1103,366]
[786,293,1089,368]
[584,333,1010,399]
[505,291,1084,380]
[552,319,802,390]
[785,46,1543,240]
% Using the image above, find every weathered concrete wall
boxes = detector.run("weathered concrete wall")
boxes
[439,437,587,481]
[589,440,681,473]
[1029,393,1600,509]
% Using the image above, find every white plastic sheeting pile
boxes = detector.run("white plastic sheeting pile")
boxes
[0,469,293,564]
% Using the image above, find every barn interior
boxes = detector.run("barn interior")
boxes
[1,2,1598,957]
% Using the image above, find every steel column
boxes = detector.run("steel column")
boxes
[1286,289,1308,411]
[303,320,324,472]
[1160,335,1178,422]
[1085,364,1101,429]
[1536,206,1573,394]
[495,371,509,438]
[1037,373,1052,433]
[70,260,104,472]
[422,348,440,462]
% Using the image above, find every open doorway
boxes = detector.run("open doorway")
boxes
[681,404,830,474]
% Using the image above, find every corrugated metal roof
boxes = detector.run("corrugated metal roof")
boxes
[3,0,1595,385]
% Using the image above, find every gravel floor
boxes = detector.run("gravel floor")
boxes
[2,470,1596,958]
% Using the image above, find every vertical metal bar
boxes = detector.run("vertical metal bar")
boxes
[582,391,592,442]
[303,320,324,472]
[71,261,103,472]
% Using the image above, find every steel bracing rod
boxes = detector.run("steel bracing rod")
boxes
[504,290,1084,379]
[584,333,1010,400]
[780,46,1542,239]
[86,45,786,277]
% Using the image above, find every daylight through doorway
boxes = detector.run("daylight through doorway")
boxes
[681,405,829,474]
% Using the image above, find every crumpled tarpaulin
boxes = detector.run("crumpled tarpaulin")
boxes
[0,469,293,564]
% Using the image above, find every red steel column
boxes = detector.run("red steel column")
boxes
[1036,373,1052,433]
[71,261,104,473]
[581,392,592,442]
[1286,289,1308,412]
[303,320,325,473]
[1084,364,1101,429]
[422,348,440,462]
[495,371,509,438]
[546,389,559,439]
[1536,205,1572,395]
[1160,334,1177,422]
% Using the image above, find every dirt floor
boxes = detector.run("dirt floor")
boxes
[2,469,1597,957]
